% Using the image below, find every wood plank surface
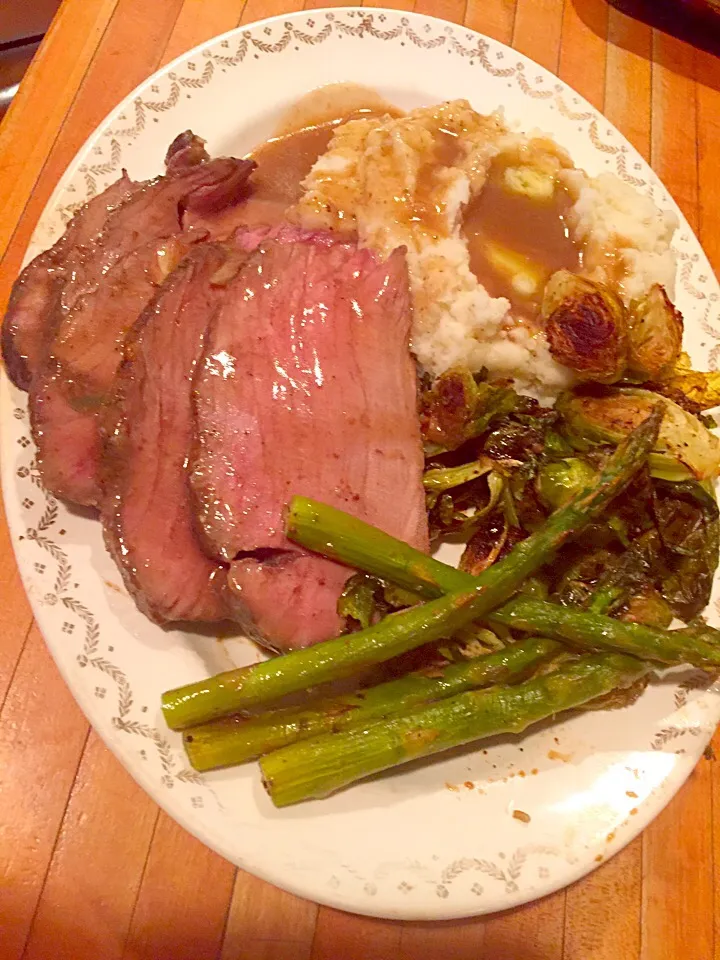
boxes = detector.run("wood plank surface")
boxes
[605,7,651,156]
[513,0,564,71]
[564,841,642,960]
[0,0,120,260]
[222,873,318,960]
[0,627,90,960]
[21,734,159,960]
[0,1,717,958]
[641,760,715,960]
[0,498,33,707]
[558,0,608,107]
[122,813,237,960]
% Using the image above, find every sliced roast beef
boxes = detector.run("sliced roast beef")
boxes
[28,134,256,505]
[51,236,194,406]
[51,135,254,323]
[165,130,210,173]
[190,226,428,650]
[227,554,355,653]
[102,244,232,624]
[2,174,138,390]
[28,239,193,508]
[30,359,101,507]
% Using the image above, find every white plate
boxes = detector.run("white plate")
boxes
[3,7,720,921]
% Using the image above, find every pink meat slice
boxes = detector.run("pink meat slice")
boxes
[51,236,193,406]
[2,174,139,390]
[102,245,231,623]
[191,226,428,650]
[29,134,255,507]
[30,360,101,507]
[54,140,253,318]
[227,554,356,653]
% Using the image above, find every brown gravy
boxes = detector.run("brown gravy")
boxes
[405,128,466,240]
[273,82,400,136]
[232,84,402,230]
[202,118,358,235]
[463,158,581,316]
[240,123,338,227]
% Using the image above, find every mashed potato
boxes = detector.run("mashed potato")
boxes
[295,100,678,398]
[562,170,678,303]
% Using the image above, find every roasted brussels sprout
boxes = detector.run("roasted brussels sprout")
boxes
[541,270,628,383]
[459,509,509,575]
[620,586,674,628]
[423,459,494,509]
[657,352,720,412]
[653,480,720,621]
[627,284,683,381]
[338,574,385,630]
[420,367,520,453]
[423,459,505,539]
[646,453,693,482]
[536,458,597,511]
[557,387,720,480]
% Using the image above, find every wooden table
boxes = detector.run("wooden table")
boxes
[0,0,719,957]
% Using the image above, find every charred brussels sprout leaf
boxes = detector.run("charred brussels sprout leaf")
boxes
[337,574,387,630]
[518,576,551,600]
[653,480,719,553]
[543,429,574,458]
[553,529,661,613]
[420,367,521,453]
[536,458,597,511]
[553,548,618,608]
[653,480,720,621]
[627,284,683,381]
[425,463,505,539]
[381,583,419,610]
[541,270,628,383]
[654,352,720,412]
[581,674,650,711]
[423,459,494,509]
[620,586,674,628]
[459,508,509,575]
[484,410,556,461]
